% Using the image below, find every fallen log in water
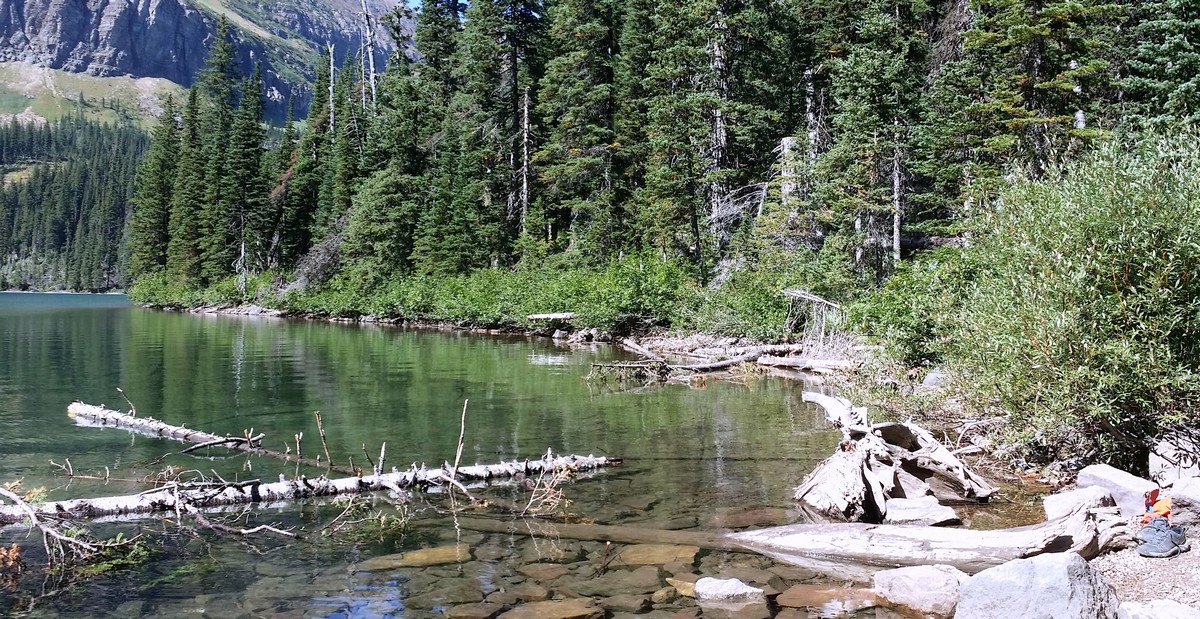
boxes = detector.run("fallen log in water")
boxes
[456,502,1129,582]
[668,349,762,373]
[68,402,353,474]
[729,504,1128,582]
[0,454,621,527]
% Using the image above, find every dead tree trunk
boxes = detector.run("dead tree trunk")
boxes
[0,454,621,527]
[68,402,352,475]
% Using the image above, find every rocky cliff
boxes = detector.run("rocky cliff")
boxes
[0,0,400,119]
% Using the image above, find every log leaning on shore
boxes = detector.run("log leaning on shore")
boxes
[455,501,1128,582]
[0,454,621,528]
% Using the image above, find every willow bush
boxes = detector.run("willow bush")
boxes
[950,135,1200,470]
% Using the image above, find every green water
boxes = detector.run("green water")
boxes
[0,292,845,617]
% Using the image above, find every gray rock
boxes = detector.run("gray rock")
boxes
[693,577,765,602]
[1044,486,1116,521]
[1077,464,1160,518]
[1118,599,1200,619]
[883,496,962,526]
[922,368,950,387]
[954,553,1120,619]
[1149,437,1200,485]
[873,565,967,617]
[1172,476,1200,529]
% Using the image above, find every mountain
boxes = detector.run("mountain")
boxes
[0,0,403,121]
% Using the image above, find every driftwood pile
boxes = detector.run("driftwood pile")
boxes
[794,392,997,523]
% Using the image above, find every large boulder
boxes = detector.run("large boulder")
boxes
[873,565,967,617]
[1118,599,1200,619]
[1149,436,1200,485]
[1043,486,1116,521]
[954,553,1120,619]
[1171,476,1200,529]
[1077,464,1159,519]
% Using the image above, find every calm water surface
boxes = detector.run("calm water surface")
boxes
[0,292,848,617]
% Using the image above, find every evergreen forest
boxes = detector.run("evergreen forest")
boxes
[7,0,1200,466]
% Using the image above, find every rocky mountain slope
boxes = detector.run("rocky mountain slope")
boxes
[0,0,401,119]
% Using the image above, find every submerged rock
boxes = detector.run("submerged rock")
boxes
[617,544,700,566]
[497,598,604,619]
[357,543,472,570]
[776,584,879,613]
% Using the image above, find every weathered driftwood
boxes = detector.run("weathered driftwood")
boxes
[730,503,1127,582]
[527,312,577,321]
[669,349,761,372]
[757,355,859,372]
[620,338,665,362]
[457,503,1129,583]
[794,392,997,523]
[69,402,353,475]
[0,454,620,527]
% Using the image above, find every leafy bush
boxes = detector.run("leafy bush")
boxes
[949,135,1200,470]
[847,248,983,364]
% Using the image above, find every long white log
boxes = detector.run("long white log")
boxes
[0,454,620,527]
[758,356,859,371]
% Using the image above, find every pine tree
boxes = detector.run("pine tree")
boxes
[128,96,180,278]
[963,0,1118,172]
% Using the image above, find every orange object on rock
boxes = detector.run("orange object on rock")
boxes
[1140,497,1172,526]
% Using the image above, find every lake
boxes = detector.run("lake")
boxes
[0,292,853,617]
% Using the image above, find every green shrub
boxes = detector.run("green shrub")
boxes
[950,134,1200,470]
[847,248,983,364]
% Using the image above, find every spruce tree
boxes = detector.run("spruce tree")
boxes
[1126,0,1200,127]
[128,96,180,278]
[166,89,207,283]
[535,0,618,260]
[197,16,241,282]
[223,65,270,279]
